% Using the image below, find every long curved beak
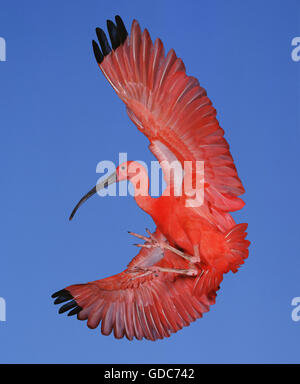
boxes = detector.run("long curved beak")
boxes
[69,171,117,221]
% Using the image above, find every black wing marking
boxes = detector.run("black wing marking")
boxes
[92,40,104,64]
[52,289,83,317]
[107,20,121,50]
[92,15,128,64]
[115,15,128,44]
[96,27,112,56]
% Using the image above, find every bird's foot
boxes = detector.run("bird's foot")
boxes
[128,228,165,249]
[128,228,201,264]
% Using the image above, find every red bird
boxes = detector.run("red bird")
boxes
[52,16,250,341]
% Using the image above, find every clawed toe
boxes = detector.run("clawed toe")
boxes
[128,231,149,242]
[129,228,162,249]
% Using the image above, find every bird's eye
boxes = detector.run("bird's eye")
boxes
[121,166,126,170]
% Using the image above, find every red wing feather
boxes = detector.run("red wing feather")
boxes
[53,269,219,341]
[95,19,245,222]
[52,230,221,341]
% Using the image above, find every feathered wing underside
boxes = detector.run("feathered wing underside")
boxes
[92,17,245,229]
[53,230,221,341]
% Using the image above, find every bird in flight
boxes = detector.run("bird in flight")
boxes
[52,15,250,341]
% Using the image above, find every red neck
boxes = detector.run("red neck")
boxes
[129,165,153,214]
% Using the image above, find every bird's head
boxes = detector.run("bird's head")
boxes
[115,160,143,182]
[69,161,148,221]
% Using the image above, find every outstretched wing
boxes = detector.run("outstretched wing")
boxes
[92,16,245,231]
[52,230,222,341]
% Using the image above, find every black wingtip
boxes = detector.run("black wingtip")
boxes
[107,19,121,50]
[96,27,112,56]
[58,300,77,314]
[68,306,82,317]
[115,15,128,43]
[54,296,69,305]
[92,15,128,65]
[51,289,83,317]
[92,40,104,64]
[52,289,71,299]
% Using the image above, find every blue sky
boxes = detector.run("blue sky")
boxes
[0,0,299,363]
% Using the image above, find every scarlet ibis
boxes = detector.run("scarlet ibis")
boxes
[52,16,250,341]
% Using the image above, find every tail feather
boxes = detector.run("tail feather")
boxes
[225,223,250,273]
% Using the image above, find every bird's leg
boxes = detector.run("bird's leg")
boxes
[126,269,153,281]
[128,229,200,264]
[192,244,201,263]
[161,243,201,264]
[132,265,198,277]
